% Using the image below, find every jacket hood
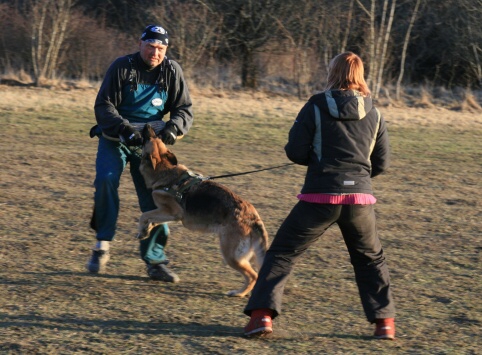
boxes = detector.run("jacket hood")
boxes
[310,90,373,121]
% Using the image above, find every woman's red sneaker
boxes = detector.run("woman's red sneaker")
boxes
[374,318,396,340]
[244,309,273,337]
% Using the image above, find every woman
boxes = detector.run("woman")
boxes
[243,52,396,340]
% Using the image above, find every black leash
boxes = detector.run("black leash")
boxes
[208,162,295,180]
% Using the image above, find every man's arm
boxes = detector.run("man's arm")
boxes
[164,60,194,136]
[94,56,130,138]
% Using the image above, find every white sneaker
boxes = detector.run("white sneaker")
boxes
[86,249,110,273]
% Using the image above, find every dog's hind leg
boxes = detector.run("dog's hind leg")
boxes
[220,234,258,297]
[225,258,258,297]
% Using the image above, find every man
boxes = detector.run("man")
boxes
[86,25,193,282]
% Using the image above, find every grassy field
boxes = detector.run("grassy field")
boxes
[0,85,481,354]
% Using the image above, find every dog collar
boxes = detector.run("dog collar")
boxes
[159,170,207,203]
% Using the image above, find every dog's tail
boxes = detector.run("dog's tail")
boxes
[251,220,269,269]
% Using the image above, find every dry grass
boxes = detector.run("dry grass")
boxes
[459,90,482,112]
[413,87,436,109]
[0,85,481,354]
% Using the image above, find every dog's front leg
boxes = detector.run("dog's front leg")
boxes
[136,190,184,240]
[137,210,162,240]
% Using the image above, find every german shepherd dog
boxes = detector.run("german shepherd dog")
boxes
[138,124,269,297]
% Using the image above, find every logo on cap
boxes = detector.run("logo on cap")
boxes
[150,26,166,34]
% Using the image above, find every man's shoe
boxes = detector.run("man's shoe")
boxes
[244,315,273,337]
[147,263,180,283]
[374,318,395,340]
[86,249,110,273]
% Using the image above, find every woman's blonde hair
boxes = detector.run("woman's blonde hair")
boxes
[325,52,370,96]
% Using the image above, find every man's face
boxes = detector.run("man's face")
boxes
[139,41,168,68]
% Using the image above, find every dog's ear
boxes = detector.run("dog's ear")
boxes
[144,140,161,170]
[142,124,156,142]
[164,150,178,166]
[149,155,159,170]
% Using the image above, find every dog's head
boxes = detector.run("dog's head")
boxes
[141,124,178,171]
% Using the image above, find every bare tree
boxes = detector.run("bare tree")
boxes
[463,0,482,87]
[2,0,481,91]
[340,0,355,53]
[469,34,482,87]
[374,0,396,98]
[275,1,326,98]
[29,0,75,84]
[355,0,376,87]
[206,0,288,89]
[320,1,360,75]
[63,12,136,80]
[400,0,482,88]
[355,0,397,98]
[150,0,222,75]
[0,3,30,72]
[396,0,423,101]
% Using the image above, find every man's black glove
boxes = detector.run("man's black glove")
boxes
[159,122,178,145]
[119,124,143,146]
[89,124,101,138]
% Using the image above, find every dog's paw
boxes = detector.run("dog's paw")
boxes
[226,289,248,297]
[136,232,149,240]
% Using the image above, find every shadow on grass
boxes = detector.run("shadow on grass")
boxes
[0,271,146,285]
[0,313,242,336]
[18,271,145,280]
[0,271,234,299]
[0,313,373,341]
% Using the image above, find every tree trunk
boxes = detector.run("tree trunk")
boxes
[355,0,376,89]
[396,0,422,101]
[374,0,396,99]
[30,0,74,85]
[241,47,257,89]
[341,0,355,53]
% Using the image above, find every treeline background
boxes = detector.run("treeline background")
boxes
[1,0,481,102]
